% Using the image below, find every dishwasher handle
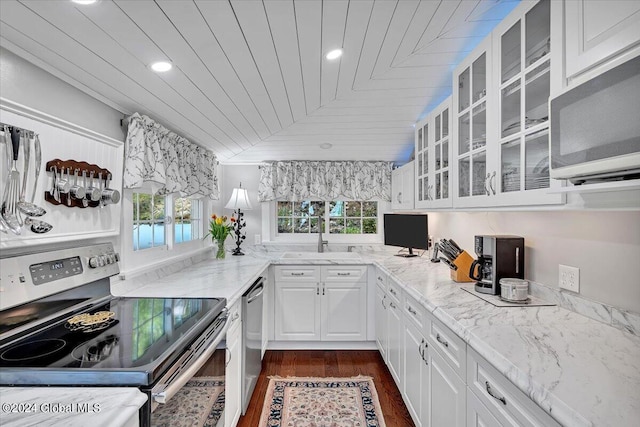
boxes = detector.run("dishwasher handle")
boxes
[246,278,265,304]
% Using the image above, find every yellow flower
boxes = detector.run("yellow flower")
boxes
[204,213,235,243]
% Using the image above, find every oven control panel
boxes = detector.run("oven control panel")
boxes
[0,243,120,311]
[29,256,84,286]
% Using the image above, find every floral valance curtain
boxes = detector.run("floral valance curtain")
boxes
[258,161,393,202]
[123,113,219,199]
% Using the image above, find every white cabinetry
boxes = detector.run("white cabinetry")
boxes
[467,388,501,427]
[386,280,403,385]
[391,161,415,210]
[274,265,367,342]
[415,97,453,209]
[402,293,430,426]
[225,300,242,427]
[467,347,561,427]
[428,343,466,427]
[374,269,389,361]
[565,0,640,82]
[453,0,564,208]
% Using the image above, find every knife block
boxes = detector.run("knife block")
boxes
[450,250,475,283]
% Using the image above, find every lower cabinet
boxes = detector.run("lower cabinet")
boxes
[428,344,466,427]
[467,387,501,427]
[403,320,430,426]
[225,300,242,427]
[274,265,368,342]
[374,284,389,361]
[386,294,403,385]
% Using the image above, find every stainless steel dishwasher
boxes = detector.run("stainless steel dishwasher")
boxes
[242,277,264,414]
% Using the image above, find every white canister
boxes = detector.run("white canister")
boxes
[500,278,529,301]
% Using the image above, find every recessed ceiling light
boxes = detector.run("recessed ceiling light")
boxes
[149,61,173,73]
[320,143,333,149]
[71,0,98,4]
[325,49,343,60]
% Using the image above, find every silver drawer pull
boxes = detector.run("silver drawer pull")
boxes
[407,306,417,316]
[418,338,424,358]
[337,272,351,276]
[389,302,397,309]
[389,288,397,296]
[381,295,386,309]
[377,276,383,281]
[485,381,506,405]
[290,272,305,276]
[436,333,449,348]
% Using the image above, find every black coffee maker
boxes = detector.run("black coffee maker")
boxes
[469,235,525,295]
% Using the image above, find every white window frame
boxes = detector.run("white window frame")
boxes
[174,197,203,244]
[263,200,389,244]
[121,187,209,277]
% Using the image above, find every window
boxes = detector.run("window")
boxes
[174,198,203,243]
[277,200,378,235]
[132,192,166,251]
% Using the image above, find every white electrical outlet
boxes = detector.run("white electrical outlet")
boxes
[559,264,580,292]
[254,234,261,245]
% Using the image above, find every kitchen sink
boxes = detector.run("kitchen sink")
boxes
[280,252,362,260]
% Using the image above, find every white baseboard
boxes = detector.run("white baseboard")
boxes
[267,341,378,351]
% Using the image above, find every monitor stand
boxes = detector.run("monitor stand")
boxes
[395,247,418,258]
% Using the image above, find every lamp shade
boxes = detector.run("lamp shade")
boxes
[225,187,253,210]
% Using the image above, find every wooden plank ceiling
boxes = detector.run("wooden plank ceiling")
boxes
[0,0,517,163]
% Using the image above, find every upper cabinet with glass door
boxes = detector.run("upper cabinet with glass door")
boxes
[491,0,563,206]
[415,97,452,209]
[452,36,495,208]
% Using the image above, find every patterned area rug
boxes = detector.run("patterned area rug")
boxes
[259,375,386,427]
[151,376,225,427]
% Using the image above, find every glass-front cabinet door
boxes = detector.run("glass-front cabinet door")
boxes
[492,0,564,206]
[415,97,452,209]
[452,37,496,208]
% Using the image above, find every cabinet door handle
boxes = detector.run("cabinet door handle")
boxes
[389,302,397,309]
[407,306,417,316]
[389,288,397,296]
[485,173,491,196]
[436,333,449,348]
[291,272,305,276]
[316,283,320,296]
[381,295,386,309]
[322,282,325,296]
[337,272,351,276]
[419,338,425,359]
[485,381,506,405]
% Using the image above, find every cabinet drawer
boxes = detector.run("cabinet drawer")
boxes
[427,315,466,381]
[467,347,561,427]
[388,279,402,303]
[375,269,388,290]
[322,265,367,281]
[403,293,426,330]
[274,266,320,281]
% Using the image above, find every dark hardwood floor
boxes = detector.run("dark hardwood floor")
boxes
[237,350,415,427]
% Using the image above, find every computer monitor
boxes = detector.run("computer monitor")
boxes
[383,214,429,257]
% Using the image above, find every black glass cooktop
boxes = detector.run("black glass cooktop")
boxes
[0,296,225,386]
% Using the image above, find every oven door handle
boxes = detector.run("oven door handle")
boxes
[151,313,230,405]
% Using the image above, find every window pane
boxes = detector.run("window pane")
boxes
[329,218,345,234]
[277,201,292,216]
[346,219,361,234]
[345,201,361,217]
[293,201,310,216]
[174,223,183,243]
[329,201,344,217]
[153,197,165,221]
[294,217,309,233]
[278,218,293,233]
[153,223,165,246]
[363,219,377,234]
[310,218,325,233]
[138,193,152,220]
[362,202,377,217]
[138,224,153,250]
[310,201,325,216]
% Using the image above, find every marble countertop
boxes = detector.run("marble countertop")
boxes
[0,387,146,426]
[7,248,636,426]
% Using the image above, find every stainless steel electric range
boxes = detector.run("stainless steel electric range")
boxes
[0,243,229,427]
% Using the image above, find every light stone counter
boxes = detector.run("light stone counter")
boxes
[0,387,146,426]
[15,247,633,427]
[111,248,639,426]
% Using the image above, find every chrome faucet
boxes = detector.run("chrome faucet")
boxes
[317,215,328,252]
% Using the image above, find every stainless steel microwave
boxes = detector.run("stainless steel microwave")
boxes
[549,54,640,184]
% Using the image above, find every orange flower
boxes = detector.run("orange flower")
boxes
[230,217,236,222]
[211,214,217,220]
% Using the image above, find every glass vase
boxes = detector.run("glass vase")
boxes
[215,238,226,260]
